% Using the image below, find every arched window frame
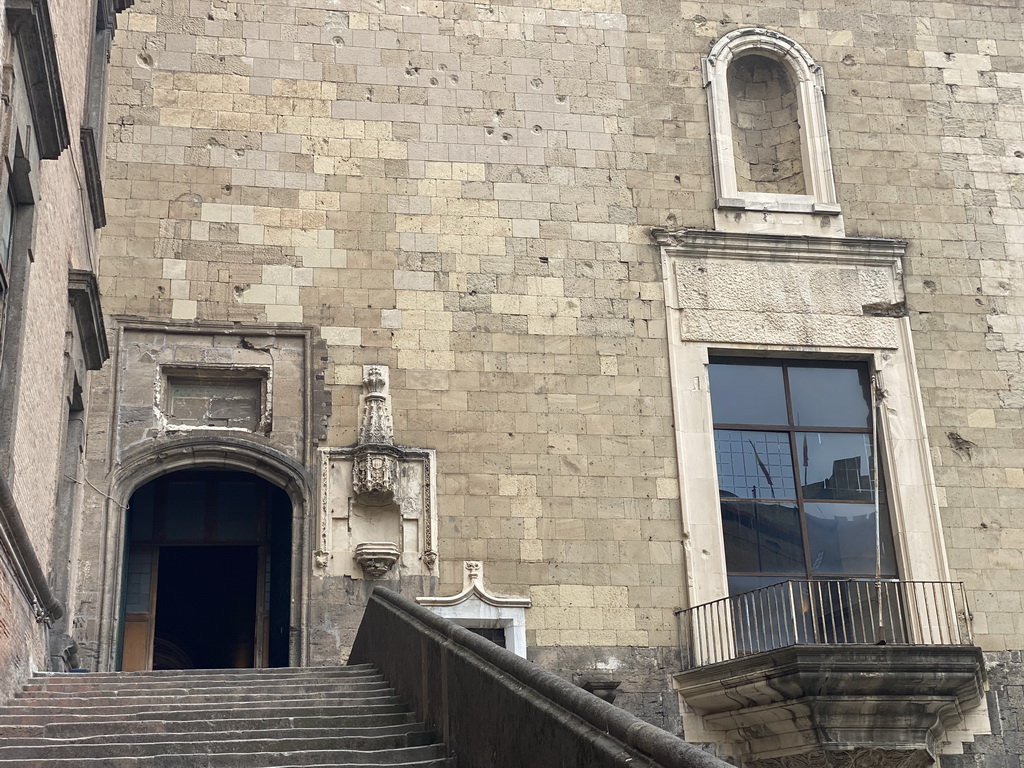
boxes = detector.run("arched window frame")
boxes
[703,28,840,214]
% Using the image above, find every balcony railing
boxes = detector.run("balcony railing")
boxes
[676,578,974,669]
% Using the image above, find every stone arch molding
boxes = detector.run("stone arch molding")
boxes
[96,435,314,670]
[703,28,840,216]
[113,435,314,508]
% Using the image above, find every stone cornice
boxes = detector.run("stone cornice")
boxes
[652,228,906,267]
[68,269,108,370]
[79,128,106,229]
[5,0,69,159]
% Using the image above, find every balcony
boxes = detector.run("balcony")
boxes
[672,579,985,768]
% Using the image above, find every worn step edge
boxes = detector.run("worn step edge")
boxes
[20,678,387,694]
[24,671,385,692]
[11,689,397,706]
[0,695,404,715]
[0,731,438,759]
[0,722,426,746]
[0,712,418,738]
[0,743,448,767]
[34,665,374,679]
[0,703,411,725]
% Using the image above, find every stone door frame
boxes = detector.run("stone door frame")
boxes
[96,435,313,670]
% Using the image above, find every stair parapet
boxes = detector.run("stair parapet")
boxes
[350,586,729,768]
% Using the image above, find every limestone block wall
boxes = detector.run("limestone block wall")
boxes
[90,0,1024,749]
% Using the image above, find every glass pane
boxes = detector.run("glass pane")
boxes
[798,432,874,502]
[216,482,260,541]
[129,483,155,542]
[709,361,788,425]
[788,365,871,428]
[163,481,206,540]
[124,551,152,613]
[805,501,897,576]
[715,429,797,500]
[0,189,14,270]
[722,498,804,574]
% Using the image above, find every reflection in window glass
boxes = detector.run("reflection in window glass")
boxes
[710,358,899,597]
[788,365,871,428]
[715,429,797,500]
[799,432,874,502]
[0,188,13,271]
[805,501,897,576]
[708,362,788,425]
[722,499,804,574]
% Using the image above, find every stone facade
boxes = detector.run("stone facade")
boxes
[0,0,118,701]
[2,0,1024,766]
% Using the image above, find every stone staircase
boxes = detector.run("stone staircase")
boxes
[0,665,455,767]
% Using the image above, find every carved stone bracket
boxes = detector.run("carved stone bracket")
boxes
[355,542,400,578]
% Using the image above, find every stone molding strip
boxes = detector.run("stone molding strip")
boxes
[350,586,728,768]
[5,0,69,159]
[68,269,108,370]
[0,467,62,623]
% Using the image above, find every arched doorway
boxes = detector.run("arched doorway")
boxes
[118,469,292,670]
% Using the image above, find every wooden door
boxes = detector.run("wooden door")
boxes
[121,546,158,672]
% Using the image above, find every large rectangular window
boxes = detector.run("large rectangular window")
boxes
[709,358,898,598]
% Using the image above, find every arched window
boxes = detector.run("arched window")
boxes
[703,28,839,214]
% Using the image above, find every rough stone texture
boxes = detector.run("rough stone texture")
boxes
[62,0,1024,757]
[530,644,682,736]
[940,651,1024,768]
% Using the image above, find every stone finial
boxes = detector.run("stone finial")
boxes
[353,365,397,504]
[357,365,393,446]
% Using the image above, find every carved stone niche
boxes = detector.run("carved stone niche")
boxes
[673,645,985,768]
[316,366,438,578]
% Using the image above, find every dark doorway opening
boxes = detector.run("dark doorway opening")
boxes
[119,469,292,671]
[154,546,258,669]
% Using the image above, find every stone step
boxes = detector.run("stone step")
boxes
[10,688,397,707]
[0,712,418,739]
[0,701,410,725]
[20,678,387,696]
[0,731,438,760]
[2,666,452,768]
[1,722,424,745]
[29,666,376,684]
[0,743,449,767]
